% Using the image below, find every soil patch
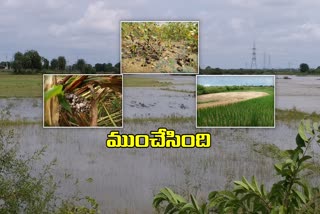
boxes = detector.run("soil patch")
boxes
[197,91,269,109]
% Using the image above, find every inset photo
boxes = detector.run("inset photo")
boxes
[197,75,275,128]
[121,21,199,74]
[43,74,122,128]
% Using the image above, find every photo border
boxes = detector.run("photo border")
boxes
[196,74,276,129]
[120,20,200,75]
[43,73,124,129]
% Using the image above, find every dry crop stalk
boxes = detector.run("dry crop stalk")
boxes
[44,75,59,126]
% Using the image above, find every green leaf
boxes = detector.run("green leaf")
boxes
[298,121,308,141]
[179,203,194,213]
[44,85,63,102]
[58,94,71,113]
[299,155,312,164]
[274,163,282,173]
[296,134,306,148]
[164,203,176,214]
[293,189,307,204]
[305,119,313,135]
[86,177,93,183]
[252,176,261,195]
[242,177,255,191]
[313,122,319,131]
[160,188,178,204]
[279,206,285,214]
[190,194,200,212]
[234,181,249,190]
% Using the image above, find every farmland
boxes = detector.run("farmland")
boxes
[0,73,42,97]
[197,86,274,127]
[121,22,198,73]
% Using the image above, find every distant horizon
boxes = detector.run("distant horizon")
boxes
[1,1,320,69]
[198,76,274,87]
[0,49,315,70]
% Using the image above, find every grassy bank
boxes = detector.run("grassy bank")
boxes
[197,88,274,127]
[123,76,172,87]
[197,85,274,95]
[0,74,42,97]
[276,108,320,122]
[124,115,194,124]
[0,120,41,126]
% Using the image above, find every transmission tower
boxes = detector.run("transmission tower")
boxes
[263,52,266,70]
[5,55,8,69]
[268,54,271,69]
[250,41,257,69]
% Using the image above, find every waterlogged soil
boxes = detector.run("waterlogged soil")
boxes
[276,75,320,113]
[0,98,42,121]
[124,75,195,118]
[1,75,320,213]
[3,121,317,213]
[197,92,269,109]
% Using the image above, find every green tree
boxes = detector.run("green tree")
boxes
[23,50,42,70]
[11,52,24,72]
[50,58,58,70]
[76,59,86,73]
[42,57,49,70]
[57,56,66,71]
[153,119,320,213]
[197,84,205,95]
[300,63,309,73]
[85,64,94,74]
[114,62,120,69]
[94,63,103,72]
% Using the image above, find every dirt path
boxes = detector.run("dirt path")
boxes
[197,91,269,109]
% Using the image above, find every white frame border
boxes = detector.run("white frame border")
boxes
[120,20,200,75]
[196,74,276,129]
[43,74,124,129]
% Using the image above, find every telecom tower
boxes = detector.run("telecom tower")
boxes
[250,41,257,69]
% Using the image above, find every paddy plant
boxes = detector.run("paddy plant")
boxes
[197,94,274,127]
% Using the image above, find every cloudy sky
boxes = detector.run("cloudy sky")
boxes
[0,0,319,68]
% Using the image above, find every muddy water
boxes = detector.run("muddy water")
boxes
[2,75,319,121]
[276,75,320,113]
[124,75,195,118]
[1,75,320,213]
[3,121,303,213]
[0,98,42,121]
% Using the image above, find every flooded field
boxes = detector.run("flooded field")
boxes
[2,121,304,213]
[276,75,320,113]
[1,74,320,213]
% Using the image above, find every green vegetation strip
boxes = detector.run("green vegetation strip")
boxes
[276,108,320,122]
[123,77,172,87]
[0,74,42,97]
[124,116,194,124]
[160,87,194,94]
[197,85,274,95]
[0,120,41,126]
[197,91,274,127]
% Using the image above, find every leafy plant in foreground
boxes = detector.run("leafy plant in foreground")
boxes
[0,128,100,213]
[153,119,320,213]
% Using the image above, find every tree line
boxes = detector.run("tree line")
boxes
[2,49,120,74]
[199,63,320,75]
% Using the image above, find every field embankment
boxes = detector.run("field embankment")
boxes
[197,91,269,109]
[197,87,274,127]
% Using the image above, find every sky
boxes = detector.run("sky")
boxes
[0,0,320,68]
[198,76,274,86]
